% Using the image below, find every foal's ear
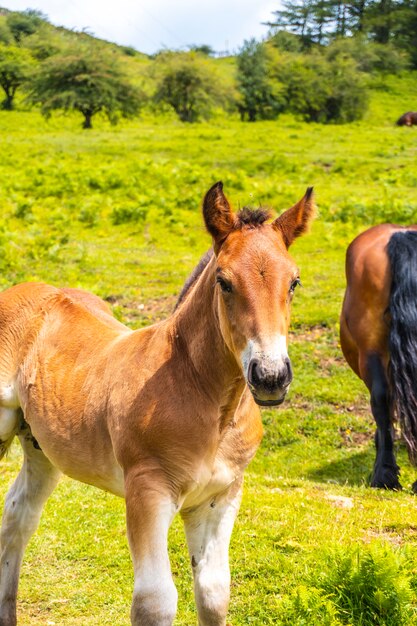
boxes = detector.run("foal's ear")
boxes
[273,187,315,248]
[203,182,235,249]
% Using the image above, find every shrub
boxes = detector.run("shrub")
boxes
[273,52,368,123]
[6,10,44,44]
[110,203,149,225]
[326,37,408,74]
[236,39,284,121]
[281,544,415,626]
[153,51,232,122]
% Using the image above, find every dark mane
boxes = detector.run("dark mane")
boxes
[235,207,271,228]
[175,249,214,310]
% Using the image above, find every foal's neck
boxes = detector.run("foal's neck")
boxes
[172,256,245,412]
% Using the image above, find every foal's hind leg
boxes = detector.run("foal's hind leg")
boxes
[366,353,401,490]
[0,422,61,626]
[182,479,243,626]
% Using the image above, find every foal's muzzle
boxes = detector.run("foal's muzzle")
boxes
[247,357,293,407]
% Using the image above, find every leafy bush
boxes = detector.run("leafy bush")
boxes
[269,30,303,53]
[153,51,234,122]
[6,10,44,44]
[110,203,149,225]
[326,37,409,74]
[0,20,12,45]
[273,52,368,123]
[282,544,415,626]
[236,39,284,121]
[280,585,342,625]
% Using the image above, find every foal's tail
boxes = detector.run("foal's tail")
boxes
[387,230,417,464]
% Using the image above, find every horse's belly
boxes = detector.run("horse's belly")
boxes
[22,400,125,497]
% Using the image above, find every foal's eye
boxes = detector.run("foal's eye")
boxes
[290,278,301,294]
[216,277,232,293]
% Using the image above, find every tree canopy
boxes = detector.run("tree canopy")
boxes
[29,46,144,128]
[0,43,33,110]
[153,51,232,122]
[236,39,283,121]
[266,0,417,61]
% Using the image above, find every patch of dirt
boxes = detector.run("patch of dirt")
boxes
[290,324,332,343]
[104,294,177,325]
[364,529,404,546]
[326,494,354,509]
[290,398,370,416]
[339,427,372,447]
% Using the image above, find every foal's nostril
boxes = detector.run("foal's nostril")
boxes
[248,357,293,391]
[248,359,261,387]
[285,358,293,384]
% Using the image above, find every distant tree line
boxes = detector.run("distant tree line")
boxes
[266,0,417,64]
[0,7,413,127]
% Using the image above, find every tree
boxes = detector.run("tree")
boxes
[273,52,368,122]
[29,46,144,128]
[266,0,317,48]
[236,39,283,121]
[24,27,65,61]
[6,10,44,44]
[188,44,215,56]
[0,44,33,110]
[0,21,12,45]
[153,51,230,122]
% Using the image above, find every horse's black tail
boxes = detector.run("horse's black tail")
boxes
[387,230,417,464]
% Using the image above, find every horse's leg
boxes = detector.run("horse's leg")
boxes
[182,479,243,626]
[0,423,61,626]
[366,353,401,489]
[125,470,178,626]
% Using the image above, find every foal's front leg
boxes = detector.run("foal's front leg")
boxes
[182,479,243,626]
[124,470,178,626]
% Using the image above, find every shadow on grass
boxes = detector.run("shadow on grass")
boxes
[307,448,375,487]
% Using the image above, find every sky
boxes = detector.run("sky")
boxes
[3,0,278,55]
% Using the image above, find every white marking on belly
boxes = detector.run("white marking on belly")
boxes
[0,383,20,409]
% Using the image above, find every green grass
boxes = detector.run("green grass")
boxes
[1,73,417,624]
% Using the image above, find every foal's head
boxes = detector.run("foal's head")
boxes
[203,182,315,407]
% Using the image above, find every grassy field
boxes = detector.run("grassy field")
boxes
[1,71,417,625]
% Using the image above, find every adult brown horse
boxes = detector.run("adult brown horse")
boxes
[396,111,417,126]
[0,182,314,626]
[340,224,417,491]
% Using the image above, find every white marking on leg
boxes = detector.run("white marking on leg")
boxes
[0,431,61,625]
[182,480,243,626]
[126,480,178,626]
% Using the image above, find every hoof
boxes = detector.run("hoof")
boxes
[371,465,402,490]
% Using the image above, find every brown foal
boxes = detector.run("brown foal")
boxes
[0,182,314,625]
